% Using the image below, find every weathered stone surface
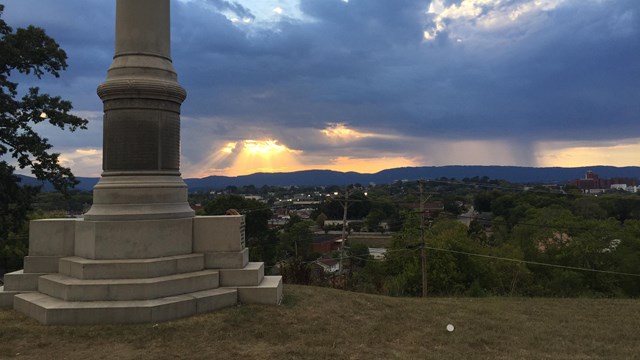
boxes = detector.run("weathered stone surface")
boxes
[0,287,22,308]
[29,219,77,256]
[75,218,193,259]
[193,216,246,252]
[84,175,194,221]
[192,288,237,314]
[236,276,283,305]
[203,248,249,269]
[24,256,61,274]
[219,262,264,287]
[38,270,219,301]
[14,288,237,325]
[58,254,203,280]
[3,270,47,291]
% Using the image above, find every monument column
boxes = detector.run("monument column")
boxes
[5,0,282,325]
[85,0,194,221]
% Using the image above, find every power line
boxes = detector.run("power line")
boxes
[423,245,640,278]
[262,247,419,270]
[264,243,640,278]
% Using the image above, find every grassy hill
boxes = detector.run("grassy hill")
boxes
[1,285,639,359]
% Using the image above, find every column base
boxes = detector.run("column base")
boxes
[84,173,194,221]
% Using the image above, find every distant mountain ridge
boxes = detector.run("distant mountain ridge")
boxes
[17,165,640,192]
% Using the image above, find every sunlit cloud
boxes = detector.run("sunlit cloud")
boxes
[320,123,401,142]
[321,123,368,140]
[273,7,284,15]
[58,148,103,177]
[243,139,300,155]
[229,17,253,24]
[424,0,568,41]
[184,139,303,177]
[221,142,237,154]
[224,139,302,176]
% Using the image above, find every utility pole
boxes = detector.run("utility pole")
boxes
[419,180,435,297]
[339,189,350,274]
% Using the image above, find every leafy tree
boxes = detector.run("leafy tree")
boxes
[317,190,371,220]
[0,162,38,272]
[572,197,607,220]
[349,260,386,294]
[616,220,640,296]
[279,257,312,285]
[382,212,422,296]
[203,194,271,240]
[348,243,370,268]
[365,208,385,232]
[1,5,87,191]
[278,220,314,260]
[474,191,498,213]
[315,212,327,228]
[1,5,87,273]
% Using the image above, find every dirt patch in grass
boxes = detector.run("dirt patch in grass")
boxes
[1,286,639,359]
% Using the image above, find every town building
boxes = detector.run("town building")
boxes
[569,171,637,193]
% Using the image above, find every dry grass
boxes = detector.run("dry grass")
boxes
[1,285,639,359]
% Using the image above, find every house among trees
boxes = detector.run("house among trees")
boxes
[312,257,340,274]
[311,234,342,254]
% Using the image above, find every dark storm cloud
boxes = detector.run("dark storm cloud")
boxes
[167,0,640,149]
[3,0,640,169]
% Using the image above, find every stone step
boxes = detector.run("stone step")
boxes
[235,275,283,305]
[203,248,249,269]
[39,270,220,301]
[0,286,30,308]
[24,256,61,273]
[14,288,238,325]
[58,254,204,280]
[219,262,264,286]
[3,270,48,291]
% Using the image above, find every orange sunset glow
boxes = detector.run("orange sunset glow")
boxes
[184,137,418,178]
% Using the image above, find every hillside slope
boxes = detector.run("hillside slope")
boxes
[1,285,639,359]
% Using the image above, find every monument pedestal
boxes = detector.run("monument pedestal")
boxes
[1,215,283,324]
[75,218,193,259]
[0,0,284,323]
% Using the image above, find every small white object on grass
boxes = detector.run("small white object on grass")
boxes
[446,324,455,332]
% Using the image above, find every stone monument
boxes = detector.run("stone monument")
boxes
[0,0,282,324]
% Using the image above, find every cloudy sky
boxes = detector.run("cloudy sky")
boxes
[4,0,639,178]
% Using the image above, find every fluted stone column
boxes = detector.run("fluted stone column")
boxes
[85,0,194,221]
